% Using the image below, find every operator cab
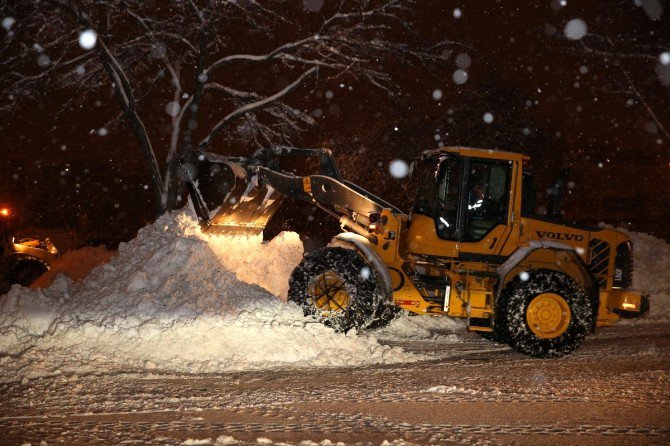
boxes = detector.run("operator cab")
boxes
[405,148,527,259]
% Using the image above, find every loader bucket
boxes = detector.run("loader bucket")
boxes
[180,150,284,236]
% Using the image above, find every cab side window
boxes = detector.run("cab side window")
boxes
[464,161,511,242]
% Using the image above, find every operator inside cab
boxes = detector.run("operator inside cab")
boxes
[467,168,487,214]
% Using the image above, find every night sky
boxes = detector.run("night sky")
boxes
[1,0,669,249]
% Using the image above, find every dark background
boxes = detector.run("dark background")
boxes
[1,1,669,250]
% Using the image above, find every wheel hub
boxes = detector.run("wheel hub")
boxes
[526,292,571,339]
[308,271,351,314]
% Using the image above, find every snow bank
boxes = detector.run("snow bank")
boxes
[0,212,416,382]
[31,245,116,289]
[629,231,670,321]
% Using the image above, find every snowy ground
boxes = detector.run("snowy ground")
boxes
[0,323,668,445]
[0,211,669,444]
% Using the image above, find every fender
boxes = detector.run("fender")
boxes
[496,240,576,285]
[329,232,393,297]
[496,240,599,330]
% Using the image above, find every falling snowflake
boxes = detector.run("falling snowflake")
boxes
[519,271,530,282]
[303,0,324,12]
[483,112,494,124]
[564,19,587,40]
[165,101,181,117]
[550,0,567,10]
[78,29,97,50]
[389,160,409,179]
[453,8,462,18]
[1,16,15,31]
[637,0,663,20]
[452,69,468,85]
[36,54,50,67]
[455,53,471,70]
[645,122,658,134]
[660,52,670,65]
[360,267,371,280]
[432,89,443,101]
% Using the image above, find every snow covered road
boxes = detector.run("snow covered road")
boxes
[1,211,669,445]
[0,322,668,445]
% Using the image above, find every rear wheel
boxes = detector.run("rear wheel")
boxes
[288,247,388,332]
[476,330,505,343]
[499,270,593,358]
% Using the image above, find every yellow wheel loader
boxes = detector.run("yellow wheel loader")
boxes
[181,146,649,358]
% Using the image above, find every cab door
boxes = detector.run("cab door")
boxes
[403,156,463,258]
[458,158,516,260]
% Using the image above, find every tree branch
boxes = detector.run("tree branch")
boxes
[199,66,318,149]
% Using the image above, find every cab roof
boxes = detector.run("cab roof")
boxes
[421,147,530,162]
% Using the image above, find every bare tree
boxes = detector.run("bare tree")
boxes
[554,15,670,142]
[575,34,670,141]
[1,0,441,215]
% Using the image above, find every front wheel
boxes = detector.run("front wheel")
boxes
[288,247,388,332]
[498,270,594,358]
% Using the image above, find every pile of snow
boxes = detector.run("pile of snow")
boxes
[0,212,416,382]
[630,231,670,321]
[205,230,302,301]
[2,211,664,382]
[31,245,116,289]
[376,313,463,342]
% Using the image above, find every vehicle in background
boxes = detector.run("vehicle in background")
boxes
[1,207,58,293]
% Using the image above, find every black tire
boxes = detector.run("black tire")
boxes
[479,298,510,344]
[498,270,593,358]
[368,303,401,330]
[8,258,48,287]
[288,247,388,332]
[476,330,505,343]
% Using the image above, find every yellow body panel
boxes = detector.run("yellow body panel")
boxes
[597,288,647,325]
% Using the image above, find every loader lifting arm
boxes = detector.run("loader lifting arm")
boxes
[180,148,400,240]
